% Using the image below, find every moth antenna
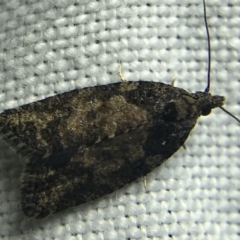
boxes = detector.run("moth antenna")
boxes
[202,0,211,93]
[203,0,240,123]
[219,107,240,124]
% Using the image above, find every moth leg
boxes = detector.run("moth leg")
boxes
[182,144,187,150]
[171,77,176,86]
[143,176,147,187]
[118,66,126,82]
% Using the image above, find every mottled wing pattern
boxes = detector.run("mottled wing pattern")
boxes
[0,81,199,218]
[21,120,192,218]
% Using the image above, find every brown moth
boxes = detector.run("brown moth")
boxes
[0,0,238,218]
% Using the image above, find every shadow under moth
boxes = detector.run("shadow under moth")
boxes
[0,1,239,219]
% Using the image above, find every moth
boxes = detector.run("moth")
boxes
[0,1,238,218]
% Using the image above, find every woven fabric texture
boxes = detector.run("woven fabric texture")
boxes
[0,0,239,239]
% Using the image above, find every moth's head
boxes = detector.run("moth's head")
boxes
[194,92,225,116]
[162,92,225,122]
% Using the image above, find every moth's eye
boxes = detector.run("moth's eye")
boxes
[201,105,212,116]
[162,102,178,121]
